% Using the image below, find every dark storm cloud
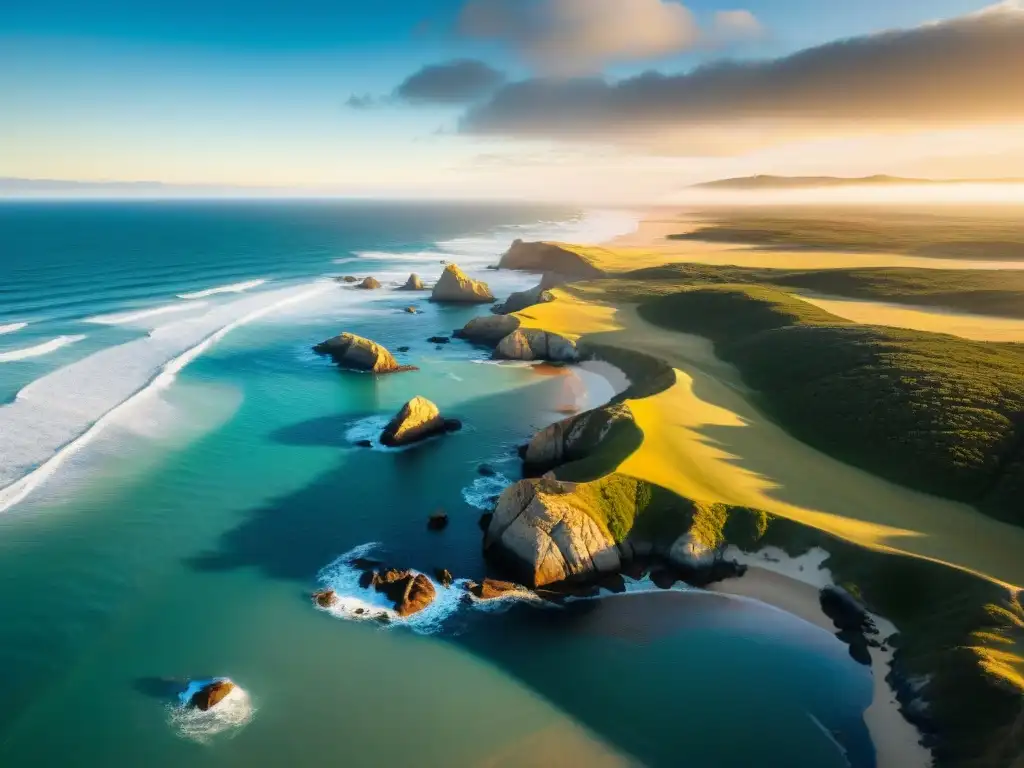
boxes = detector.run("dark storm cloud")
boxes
[394,59,508,105]
[458,3,1024,148]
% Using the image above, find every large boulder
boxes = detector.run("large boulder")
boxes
[430,264,495,304]
[522,403,636,476]
[484,477,621,587]
[367,568,437,617]
[498,240,605,279]
[189,680,235,711]
[493,328,578,363]
[357,276,381,289]
[313,333,406,373]
[380,396,454,447]
[454,314,521,345]
[398,273,426,291]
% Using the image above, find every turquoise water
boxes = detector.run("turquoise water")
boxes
[0,202,873,766]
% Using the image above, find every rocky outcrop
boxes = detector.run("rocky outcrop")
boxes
[398,273,426,291]
[363,568,437,617]
[357,277,381,289]
[313,333,409,373]
[522,403,636,476]
[466,578,530,600]
[189,680,235,711]
[435,568,454,588]
[499,240,605,279]
[380,396,459,447]
[430,264,495,304]
[493,328,578,363]
[494,283,555,315]
[335,275,359,283]
[455,315,521,345]
[312,589,338,608]
[484,477,620,587]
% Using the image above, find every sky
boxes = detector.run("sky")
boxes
[2,0,1023,201]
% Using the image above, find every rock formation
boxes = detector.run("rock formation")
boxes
[454,315,521,345]
[466,578,530,600]
[493,274,565,314]
[435,568,454,588]
[312,589,338,608]
[430,264,494,304]
[398,273,426,291]
[493,328,578,363]
[356,276,381,289]
[380,396,457,447]
[336,275,358,283]
[189,680,235,711]
[522,403,636,476]
[363,568,437,617]
[484,477,621,587]
[427,510,449,531]
[498,240,605,279]
[313,332,408,373]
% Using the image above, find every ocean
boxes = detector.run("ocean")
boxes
[0,201,873,767]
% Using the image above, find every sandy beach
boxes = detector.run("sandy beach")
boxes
[709,551,932,768]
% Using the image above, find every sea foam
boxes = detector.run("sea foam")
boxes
[85,301,207,325]
[0,335,85,363]
[178,279,266,300]
[169,679,254,744]
[0,322,27,336]
[0,282,333,513]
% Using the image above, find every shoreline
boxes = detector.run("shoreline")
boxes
[708,549,931,768]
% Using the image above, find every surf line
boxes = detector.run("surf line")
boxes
[0,282,333,513]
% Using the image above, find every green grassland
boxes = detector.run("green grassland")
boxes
[673,205,1024,261]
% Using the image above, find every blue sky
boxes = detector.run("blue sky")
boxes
[1,0,1017,198]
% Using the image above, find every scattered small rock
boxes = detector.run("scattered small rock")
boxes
[477,464,497,477]
[396,346,410,352]
[405,306,418,314]
[427,335,450,344]
[353,439,373,448]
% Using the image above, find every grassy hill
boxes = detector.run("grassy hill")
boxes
[636,285,1024,524]
[620,262,1024,320]
[670,207,1024,261]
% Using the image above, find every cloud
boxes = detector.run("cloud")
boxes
[394,59,507,105]
[345,93,378,109]
[712,10,764,43]
[458,2,1024,152]
[457,0,704,75]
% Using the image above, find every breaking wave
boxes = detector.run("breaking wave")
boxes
[0,335,85,363]
[0,322,27,336]
[178,279,266,300]
[0,282,333,513]
[85,301,207,325]
[169,679,254,744]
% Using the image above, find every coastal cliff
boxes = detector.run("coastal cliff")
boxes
[499,240,606,279]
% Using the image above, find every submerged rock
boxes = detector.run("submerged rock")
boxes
[357,276,381,290]
[189,680,235,711]
[337,275,358,283]
[454,314,521,345]
[314,333,410,373]
[427,335,450,344]
[493,328,578,363]
[427,510,449,531]
[484,477,620,587]
[381,396,452,447]
[398,273,426,291]
[404,306,418,314]
[430,264,494,304]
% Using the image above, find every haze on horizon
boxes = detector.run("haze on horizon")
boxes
[3,0,1024,203]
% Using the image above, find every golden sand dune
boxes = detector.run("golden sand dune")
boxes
[519,290,1024,590]
[797,293,1024,342]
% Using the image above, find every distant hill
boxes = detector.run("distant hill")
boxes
[692,174,1024,190]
